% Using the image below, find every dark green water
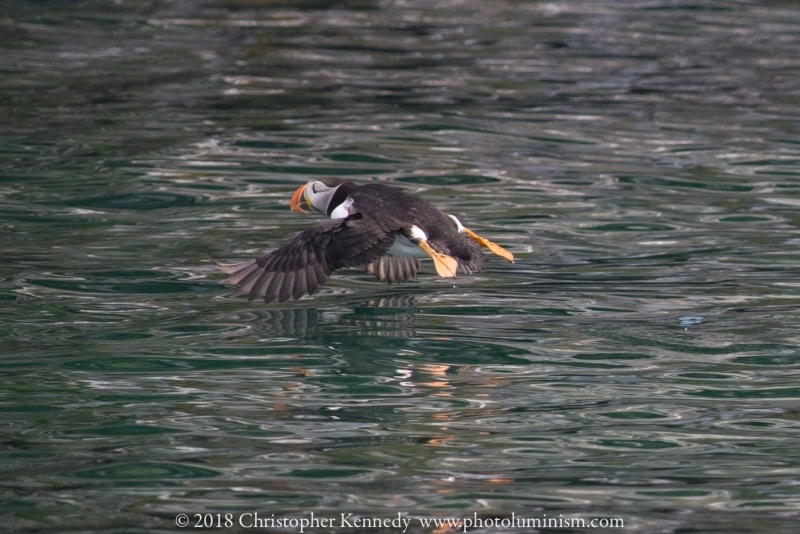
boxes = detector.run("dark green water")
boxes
[2,1,800,532]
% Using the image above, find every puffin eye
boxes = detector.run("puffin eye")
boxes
[310,182,328,194]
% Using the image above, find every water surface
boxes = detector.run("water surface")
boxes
[1,1,800,532]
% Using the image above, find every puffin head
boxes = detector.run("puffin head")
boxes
[290,178,346,215]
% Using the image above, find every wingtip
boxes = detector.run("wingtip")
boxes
[218,259,260,286]
[216,261,243,275]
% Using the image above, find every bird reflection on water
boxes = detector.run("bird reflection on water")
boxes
[223,295,419,340]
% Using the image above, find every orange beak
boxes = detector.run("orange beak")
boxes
[290,183,312,213]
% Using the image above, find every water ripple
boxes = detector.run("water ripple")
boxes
[2,1,800,532]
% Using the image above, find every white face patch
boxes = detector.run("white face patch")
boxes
[306,181,342,214]
[330,196,355,219]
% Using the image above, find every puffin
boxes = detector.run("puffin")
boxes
[220,178,514,303]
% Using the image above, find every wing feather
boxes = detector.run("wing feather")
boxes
[220,260,259,287]
[235,265,263,296]
[263,271,284,304]
[277,273,293,303]
[292,268,308,300]
[364,256,420,284]
[221,217,396,303]
[247,270,272,301]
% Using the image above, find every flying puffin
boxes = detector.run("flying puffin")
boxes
[220,178,514,303]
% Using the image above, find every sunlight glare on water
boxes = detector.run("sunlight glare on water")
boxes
[1,1,800,532]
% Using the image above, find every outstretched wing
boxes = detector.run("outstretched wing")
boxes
[220,216,396,303]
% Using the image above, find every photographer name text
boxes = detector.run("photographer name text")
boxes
[176,512,624,532]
